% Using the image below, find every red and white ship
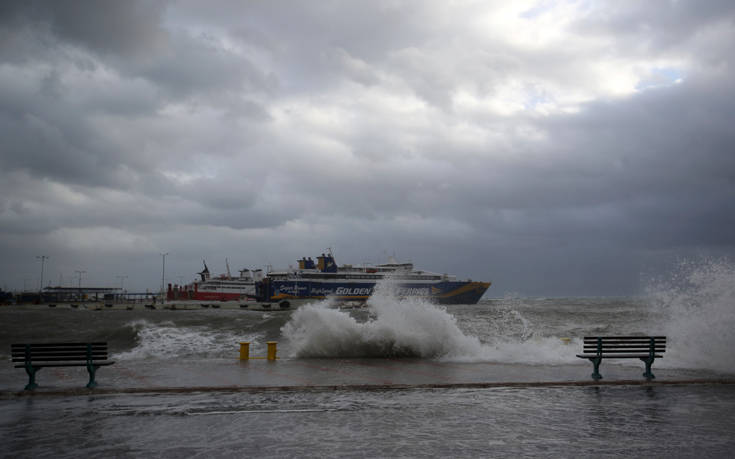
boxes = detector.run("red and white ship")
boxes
[167,260,261,302]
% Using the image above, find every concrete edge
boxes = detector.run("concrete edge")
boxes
[2,379,735,399]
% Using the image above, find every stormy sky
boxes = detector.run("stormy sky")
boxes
[1,0,734,296]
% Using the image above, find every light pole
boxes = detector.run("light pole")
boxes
[116,275,128,291]
[160,252,169,301]
[36,255,48,294]
[75,270,86,300]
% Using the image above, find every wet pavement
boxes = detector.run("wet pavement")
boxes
[2,357,731,397]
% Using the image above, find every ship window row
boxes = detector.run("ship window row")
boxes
[201,281,253,286]
[199,285,253,291]
[293,274,384,280]
[284,274,443,280]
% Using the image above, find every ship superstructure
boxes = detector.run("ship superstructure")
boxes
[167,260,261,302]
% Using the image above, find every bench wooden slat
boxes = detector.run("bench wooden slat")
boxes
[582,344,664,347]
[582,347,666,354]
[13,358,108,363]
[584,344,666,350]
[11,346,107,355]
[12,356,108,363]
[582,351,664,355]
[12,350,108,356]
[12,343,107,348]
[584,337,666,342]
[12,348,108,352]
[14,362,115,368]
[583,345,664,348]
[12,356,108,361]
[11,348,108,352]
[584,339,666,344]
[12,352,108,359]
[12,354,108,359]
[577,354,664,359]
[582,336,666,340]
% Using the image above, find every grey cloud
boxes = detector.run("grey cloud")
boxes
[36,0,167,58]
[1,1,735,295]
[574,0,735,53]
[134,29,277,99]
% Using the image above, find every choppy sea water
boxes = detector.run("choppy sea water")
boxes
[1,259,734,456]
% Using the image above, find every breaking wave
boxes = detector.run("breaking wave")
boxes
[114,319,261,360]
[281,282,578,364]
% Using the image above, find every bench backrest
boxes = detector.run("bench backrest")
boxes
[583,336,666,355]
[11,343,109,363]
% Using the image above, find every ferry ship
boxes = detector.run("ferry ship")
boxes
[265,252,490,305]
[166,261,262,302]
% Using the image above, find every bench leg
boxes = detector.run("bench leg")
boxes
[24,364,39,390]
[640,357,655,380]
[588,357,602,380]
[86,363,98,389]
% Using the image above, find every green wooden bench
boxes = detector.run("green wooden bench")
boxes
[11,342,115,390]
[576,336,666,381]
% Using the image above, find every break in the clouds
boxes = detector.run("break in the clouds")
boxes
[1,0,734,296]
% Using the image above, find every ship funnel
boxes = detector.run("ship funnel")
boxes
[199,261,210,281]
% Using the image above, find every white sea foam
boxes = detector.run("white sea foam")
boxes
[281,295,482,358]
[281,280,579,364]
[645,258,735,373]
[115,319,259,360]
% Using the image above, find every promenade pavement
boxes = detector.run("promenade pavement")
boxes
[1,357,729,396]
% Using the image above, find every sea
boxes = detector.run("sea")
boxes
[1,259,734,457]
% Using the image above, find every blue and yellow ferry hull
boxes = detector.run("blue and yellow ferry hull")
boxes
[268,280,490,305]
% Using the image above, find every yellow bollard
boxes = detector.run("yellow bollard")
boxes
[239,342,250,360]
[267,341,277,361]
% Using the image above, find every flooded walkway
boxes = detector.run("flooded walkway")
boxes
[2,378,735,458]
[1,357,733,398]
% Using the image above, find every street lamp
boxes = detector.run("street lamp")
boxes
[116,275,128,291]
[160,252,169,301]
[36,255,48,294]
[75,270,86,300]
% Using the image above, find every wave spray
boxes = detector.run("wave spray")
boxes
[281,280,577,363]
[646,258,735,373]
[281,279,485,359]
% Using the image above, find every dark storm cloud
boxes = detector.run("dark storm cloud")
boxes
[1,1,734,295]
[2,0,168,58]
[0,1,272,183]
